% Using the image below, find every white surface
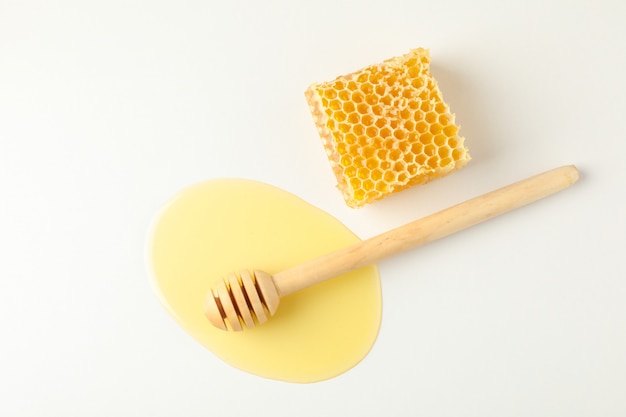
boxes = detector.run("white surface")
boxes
[1,0,625,415]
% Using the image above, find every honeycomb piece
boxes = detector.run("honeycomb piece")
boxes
[305,48,470,207]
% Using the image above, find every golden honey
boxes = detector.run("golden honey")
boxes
[147,179,382,383]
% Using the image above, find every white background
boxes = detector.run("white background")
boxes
[1,1,625,416]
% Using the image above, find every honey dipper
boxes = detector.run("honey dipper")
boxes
[204,165,579,331]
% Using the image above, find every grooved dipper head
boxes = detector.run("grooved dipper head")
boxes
[203,270,280,331]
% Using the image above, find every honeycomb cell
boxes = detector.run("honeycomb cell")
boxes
[357,103,369,114]
[334,111,346,122]
[425,112,437,123]
[411,77,424,89]
[363,179,375,191]
[343,101,356,113]
[394,161,406,173]
[398,141,410,154]
[389,149,402,161]
[434,134,446,146]
[366,158,379,170]
[333,81,345,90]
[345,133,357,145]
[444,125,458,136]
[353,188,366,201]
[420,133,433,145]
[375,181,388,192]
[366,126,378,138]
[357,167,369,179]
[357,136,369,147]
[361,83,374,94]
[362,146,376,158]
[305,48,471,207]
[383,171,396,183]
[429,123,443,135]
[368,71,383,84]
[357,72,369,83]
[438,114,450,125]
[352,91,365,103]
[416,121,428,133]
[424,144,436,156]
[324,89,337,99]
[361,115,374,126]
[383,139,395,150]
[353,155,366,168]
[375,118,387,129]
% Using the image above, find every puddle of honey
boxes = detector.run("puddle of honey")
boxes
[146,179,382,383]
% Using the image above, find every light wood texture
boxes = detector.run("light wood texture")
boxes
[204,165,579,331]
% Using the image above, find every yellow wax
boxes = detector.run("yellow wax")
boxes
[147,179,382,383]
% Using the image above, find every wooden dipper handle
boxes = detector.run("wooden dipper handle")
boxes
[204,165,579,330]
[272,165,579,296]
